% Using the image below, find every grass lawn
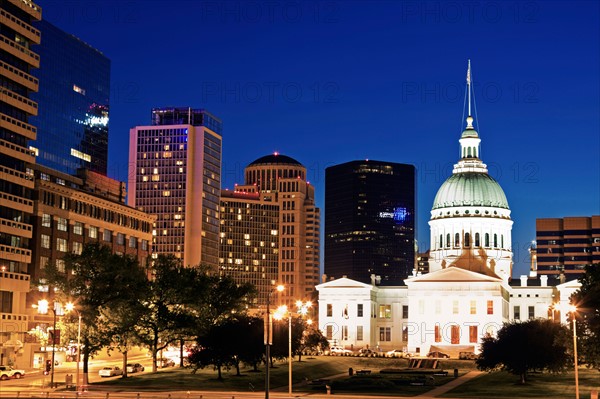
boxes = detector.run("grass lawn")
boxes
[440,368,600,398]
[92,356,472,395]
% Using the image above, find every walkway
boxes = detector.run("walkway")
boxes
[417,370,483,398]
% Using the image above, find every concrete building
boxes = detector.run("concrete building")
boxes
[128,107,222,268]
[535,216,600,282]
[325,160,416,285]
[30,20,110,176]
[0,0,42,368]
[316,63,577,357]
[227,153,320,307]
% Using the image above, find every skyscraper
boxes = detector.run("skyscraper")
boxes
[0,0,42,368]
[128,107,222,268]
[325,160,416,285]
[226,153,321,306]
[30,20,110,175]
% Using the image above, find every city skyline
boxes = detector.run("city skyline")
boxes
[36,0,600,277]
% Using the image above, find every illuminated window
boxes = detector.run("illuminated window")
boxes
[89,226,98,239]
[41,234,50,249]
[73,222,83,235]
[57,238,68,252]
[72,242,83,255]
[470,300,476,314]
[72,84,86,95]
[435,325,441,342]
[487,300,494,315]
[326,304,332,317]
[357,325,363,341]
[42,214,51,228]
[451,325,460,344]
[57,218,68,232]
[379,327,391,342]
[378,304,391,319]
[453,300,459,314]
[469,326,478,343]
[244,234,250,239]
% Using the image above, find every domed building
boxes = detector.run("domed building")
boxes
[428,110,513,280]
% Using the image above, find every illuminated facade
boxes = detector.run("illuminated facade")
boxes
[229,153,320,307]
[30,20,110,175]
[219,190,279,308]
[325,160,416,285]
[0,0,42,368]
[535,216,600,282]
[128,107,222,268]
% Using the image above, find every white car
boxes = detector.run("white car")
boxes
[98,366,123,377]
[386,349,409,358]
[329,346,353,356]
[0,366,25,380]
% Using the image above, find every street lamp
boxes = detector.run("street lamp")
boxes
[274,300,312,397]
[36,299,58,388]
[569,305,579,399]
[65,303,82,393]
[265,284,284,399]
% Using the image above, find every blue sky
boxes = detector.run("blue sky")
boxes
[37,1,599,277]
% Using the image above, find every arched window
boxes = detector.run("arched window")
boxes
[446,234,451,248]
[465,233,471,247]
[475,233,480,247]
[485,233,490,247]
[439,234,443,249]
[455,233,460,247]
[501,235,504,248]
[494,234,498,248]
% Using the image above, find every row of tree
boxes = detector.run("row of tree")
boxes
[42,242,327,382]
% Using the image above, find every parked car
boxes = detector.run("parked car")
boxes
[359,348,376,357]
[0,366,25,380]
[329,346,353,356]
[459,351,478,360]
[126,363,145,373]
[98,366,123,377]
[156,358,175,368]
[427,351,450,358]
[386,349,409,358]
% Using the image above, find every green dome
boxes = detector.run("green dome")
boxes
[432,172,509,210]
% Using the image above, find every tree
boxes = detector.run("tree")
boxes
[570,263,600,369]
[188,319,239,380]
[233,315,264,373]
[477,318,572,383]
[302,326,329,357]
[43,243,147,385]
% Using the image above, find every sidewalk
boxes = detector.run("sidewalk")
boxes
[416,370,483,398]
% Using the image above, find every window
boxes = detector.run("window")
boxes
[485,233,490,247]
[42,214,51,228]
[141,240,148,251]
[475,233,480,247]
[129,237,137,248]
[0,290,13,313]
[494,234,498,248]
[379,304,391,319]
[446,233,450,248]
[57,218,68,232]
[435,324,441,342]
[57,238,68,252]
[73,222,83,235]
[455,233,460,247]
[357,304,363,317]
[326,325,333,340]
[103,229,112,242]
[464,232,470,247]
[451,325,460,344]
[56,259,66,273]
[453,300,459,314]
[402,327,408,342]
[514,306,520,320]
[41,234,51,249]
[40,256,48,270]
[470,300,476,315]
[469,326,478,343]
[89,226,98,239]
[439,234,443,248]
[72,242,83,255]
[342,325,348,340]
[402,305,409,319]
[528,306,535,319]
[117,233,125,246]
[379,327,391,342]
[326,304,332,317]
[357,325,363,341]
[487,300,494,315]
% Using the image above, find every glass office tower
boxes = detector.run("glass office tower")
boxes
[325,160,416,285]
[30,20,110,175]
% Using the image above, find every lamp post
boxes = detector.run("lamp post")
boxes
[265,284,284,399]
[36,299,58,389]
[66,303,82,393]
[569,305,579,399]
[275,300,312,397]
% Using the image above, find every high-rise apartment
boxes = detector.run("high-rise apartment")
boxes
[325,160,416,285]
[535,216,600,281]
[30,20,110,175]
[227,153,321,306]
[0,0,42,368]
[128,107,222,268]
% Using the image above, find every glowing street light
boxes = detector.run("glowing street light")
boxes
[265,284,284,399]
[35,299,58,388]
[65,303,82,393]
[569,305,579,399]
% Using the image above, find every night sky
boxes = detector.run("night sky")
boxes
[36,1,599,278]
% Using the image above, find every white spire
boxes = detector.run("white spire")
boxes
[467,59,472,117]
